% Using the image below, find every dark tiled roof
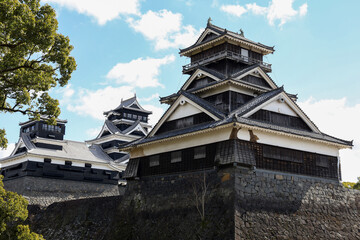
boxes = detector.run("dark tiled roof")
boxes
[230,64,260,78]
[198,66,226,80]
[236,117,353,146]
[105,120,120,134]
[122,120,141,134]
[104,96,152,115]
[123,158,139,178]
[181,91,226,119]
[231,65,278,88]
[114,153,130,163]
[180,23,274,53]
[232,87,283,116]
[21,133,36,150]
[122,118,233,148]
[89,144,113,161]
[215,140,256,166]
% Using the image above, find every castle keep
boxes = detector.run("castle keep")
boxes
[122,20,352,180]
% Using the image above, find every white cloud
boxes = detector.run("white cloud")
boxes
[106,55,175,88]
[299,3,308,17]
[0,143,15,159]
[140,93,160,102]
[127,10,203,50]
[67,86,135,120]
[220,5,247,17]
[246,3,268,15]
[221,0,308,26]
[86,127,102,139]
[299,97,360,182]
[43,0,140,25]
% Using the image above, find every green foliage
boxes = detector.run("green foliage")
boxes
[0,0,76,149]
[353,177,360,190]
[342,182,355,189]
[0,176,44,239]
[343,177,360,190]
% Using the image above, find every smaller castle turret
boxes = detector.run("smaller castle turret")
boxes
[19,116,67,141]
[86,96,152,163]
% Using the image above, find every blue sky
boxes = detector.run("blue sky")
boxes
[1,0,359,181]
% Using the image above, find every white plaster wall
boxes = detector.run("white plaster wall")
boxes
[167,102,202,121]
[262,100,298,117]
[237,128,339,156]
[136,126,233,157]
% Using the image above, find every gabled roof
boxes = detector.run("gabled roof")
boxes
[180,67,225,91]
[235,88,321,133]
[104,96,152,115]
[3,135,114,164]
[19,116,67,127]
[180,22,274,56]
[122,120,148,136]
[230,64,278,89]
[148,91,226,137]
[231,87,284,116]
[10,133,35,156]
[235,116,353,147]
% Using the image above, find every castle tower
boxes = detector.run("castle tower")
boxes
[121,21,352,180]
[0,116,125,206]
[86,96,152,164]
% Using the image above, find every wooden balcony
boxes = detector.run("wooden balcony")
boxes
[182,50,272,73]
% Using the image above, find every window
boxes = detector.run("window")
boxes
[149,155,160,167]
[241,49,249,62]
[138,115,142,120]
[142,116,147,121]
[171,151,182,163]
[194,146,206,159]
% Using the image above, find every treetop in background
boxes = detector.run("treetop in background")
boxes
[0,0,76,149]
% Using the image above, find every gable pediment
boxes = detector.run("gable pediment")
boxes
[196,28,221,45]
[232,66,277,90]
[148,94,223,137]
[182,69,222,91]
[242,91,320,133]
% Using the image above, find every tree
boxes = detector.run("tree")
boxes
[0,0,76,149]
[353,177,360,190]
[0,176,44,239]
[342,177,360,190]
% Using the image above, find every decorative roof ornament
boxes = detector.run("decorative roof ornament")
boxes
[207,17,212,26]
[240,29,244,37]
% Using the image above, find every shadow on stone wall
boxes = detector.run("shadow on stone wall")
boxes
[234,168,360,239]
[27,167,360,240]
[28,169,235,240]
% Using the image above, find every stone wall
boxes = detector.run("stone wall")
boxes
[27,167,360,239]
[234,167,360,239]
[4,176,120,207]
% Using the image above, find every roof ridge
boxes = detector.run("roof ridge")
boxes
[181,91,226,119]
[230,87,283,117]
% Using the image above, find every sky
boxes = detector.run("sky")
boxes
[0,0,359,182]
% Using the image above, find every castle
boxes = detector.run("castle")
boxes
[1,20,359,239]
[0,97,151,205]
[121,20,352,180]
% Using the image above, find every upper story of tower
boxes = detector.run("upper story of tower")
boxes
[179,19,274,76]
[19,116,67,141]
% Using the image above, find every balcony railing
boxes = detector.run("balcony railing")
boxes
[182,50,272,73]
